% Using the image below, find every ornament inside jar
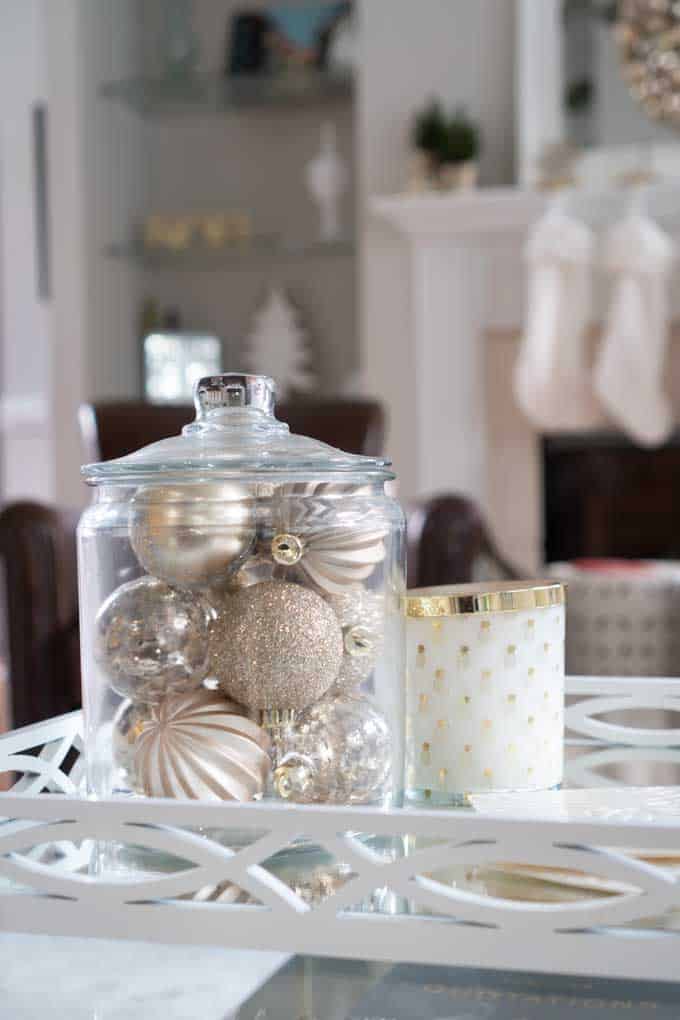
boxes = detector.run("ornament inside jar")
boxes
[78,373,406,817]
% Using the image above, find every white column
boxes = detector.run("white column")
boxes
[372,191,544,506]
[516,0,565,187]
[411,240,486,499]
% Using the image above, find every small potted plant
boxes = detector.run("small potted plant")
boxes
[410,100,481,192]
[438,107,480,191]
[410,99,448,191]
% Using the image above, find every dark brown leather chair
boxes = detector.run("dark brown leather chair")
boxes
[0,502,80,728]
[79,399,385,463]
[406,494,520,588]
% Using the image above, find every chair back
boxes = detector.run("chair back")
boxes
[0,502,80,727]
[406,494,519,588]
[79,399,385,463]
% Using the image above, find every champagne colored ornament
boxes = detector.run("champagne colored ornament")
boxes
[209,580,343,711]
[129,482,255,588]
[275,480,372,530]
[326,587,385,691]
[270,526,387,595]
[95,575,210,702]
[273,692,392,804]
[133,688,270,801]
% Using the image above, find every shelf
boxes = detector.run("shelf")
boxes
[105,237,355,269]
[100,69,353,117]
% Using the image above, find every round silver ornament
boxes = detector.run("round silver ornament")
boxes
[95,575,210,702]
[132,688,270,800]
[209,580,343,711]
[326,588,385,691]
[272,692,392,805]
[129,482,255,588]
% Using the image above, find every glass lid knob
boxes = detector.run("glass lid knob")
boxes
[194,373,277,418]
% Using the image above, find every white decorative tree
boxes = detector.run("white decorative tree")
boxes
[244,287,315,398]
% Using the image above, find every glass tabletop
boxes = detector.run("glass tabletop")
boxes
[237,955,680,1019]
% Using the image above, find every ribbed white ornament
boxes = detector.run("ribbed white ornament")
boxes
[133,688,270,801]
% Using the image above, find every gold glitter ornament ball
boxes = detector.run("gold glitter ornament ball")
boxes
[209,580,343,711]
[129,482,255,588]
[131,688,271,800]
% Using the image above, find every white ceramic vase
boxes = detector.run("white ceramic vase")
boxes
[305,121,347,243]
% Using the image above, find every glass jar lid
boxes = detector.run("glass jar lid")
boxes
[81,373,394,484]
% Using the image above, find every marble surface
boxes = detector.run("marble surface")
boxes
[0,933,288,1020]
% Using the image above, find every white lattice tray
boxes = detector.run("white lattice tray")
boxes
[2,676,680,983]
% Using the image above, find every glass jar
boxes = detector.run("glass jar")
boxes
[78,374,405,815]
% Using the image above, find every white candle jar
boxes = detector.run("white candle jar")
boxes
[404,581,566,806]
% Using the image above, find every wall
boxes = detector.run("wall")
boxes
[139,0,357,391]
[0,0,53,501]
[595,23,672,149]
[46,0,147,505]
[357,0,516,498]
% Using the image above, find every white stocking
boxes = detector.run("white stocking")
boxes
[594,210,675,447]
[515,206,603,431]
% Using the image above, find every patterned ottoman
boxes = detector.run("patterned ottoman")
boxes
[547,560,680,677]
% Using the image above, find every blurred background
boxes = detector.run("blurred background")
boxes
[4,0,680,729]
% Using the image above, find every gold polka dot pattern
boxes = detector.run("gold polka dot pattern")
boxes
[406,605,564,803]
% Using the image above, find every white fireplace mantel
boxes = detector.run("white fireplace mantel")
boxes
[372,189,545,239]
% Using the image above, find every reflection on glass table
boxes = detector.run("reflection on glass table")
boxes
[143,331,222,404]
[238,955,680,1020]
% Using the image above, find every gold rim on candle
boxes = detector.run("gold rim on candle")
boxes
[403,581,566,617]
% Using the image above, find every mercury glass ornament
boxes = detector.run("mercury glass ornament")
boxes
[132,688,270,800]
[273,692,392,804]
[95,575,210,702]
[326,587,385,691]
[130,482,255,588]
[209,580,343,711]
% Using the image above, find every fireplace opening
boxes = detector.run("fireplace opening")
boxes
[543,432,680,563]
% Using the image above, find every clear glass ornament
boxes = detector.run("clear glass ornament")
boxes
[326,587,385,691]
[272,692,392,805]
[95,575,211,702]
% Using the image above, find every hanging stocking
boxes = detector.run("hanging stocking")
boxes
[594,207,675,447]
[514,204,603,431]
